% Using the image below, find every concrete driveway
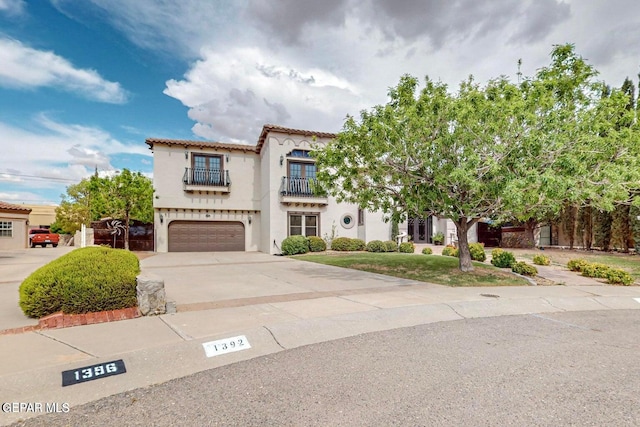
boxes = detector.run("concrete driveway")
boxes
[141,251,439,310]
[0,246,75,330]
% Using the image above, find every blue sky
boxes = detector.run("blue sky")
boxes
[1,0,639,205]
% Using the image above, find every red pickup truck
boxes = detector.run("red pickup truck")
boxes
[29,229,60,248]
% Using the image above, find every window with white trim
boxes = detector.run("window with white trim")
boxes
[288,213,319,237]
[0,221,13,237]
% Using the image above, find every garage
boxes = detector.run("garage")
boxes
[168,221,245,252]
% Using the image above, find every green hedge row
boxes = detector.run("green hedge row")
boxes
[567,259,634,285]
[19,247,140,318]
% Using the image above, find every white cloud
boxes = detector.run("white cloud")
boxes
[164,47,364,143]
[0,38,129,103]
[0,0,25,16]
[0,114,150,191]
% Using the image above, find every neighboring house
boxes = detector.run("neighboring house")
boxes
[0,201,32,250]
[147,124,482,253]
[23,204,57,229]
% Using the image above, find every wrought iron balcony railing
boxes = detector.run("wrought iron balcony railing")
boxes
[183,168,230,187]
[280,176,327,198]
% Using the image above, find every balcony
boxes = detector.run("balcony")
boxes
[280,176,328,206]
[183,168,231,193]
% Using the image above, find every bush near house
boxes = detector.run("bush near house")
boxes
[19,247,139,318]
[348,238,366,251]
[366,240,386,252]
[422,247,433,255]
[330,237,352,251]
[399,242,415,253]
[282,235,310,255]
[307,236,326,252]
[490,248,516,268]
[512,261,538,276]
[441,246,458,257]
[331,237,366,251]
[383,241,398,252]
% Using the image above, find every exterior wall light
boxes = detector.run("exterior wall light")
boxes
[280,155,284,166]
[159,214,164,224]
[248,215,252,225]
[184,150,189,159]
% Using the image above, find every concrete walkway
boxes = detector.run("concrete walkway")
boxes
[1,248,639,425]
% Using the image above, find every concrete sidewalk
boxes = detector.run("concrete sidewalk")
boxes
[2,249,640,425]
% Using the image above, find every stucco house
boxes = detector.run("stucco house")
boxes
[146,124,478,253]
[0,201,32,250]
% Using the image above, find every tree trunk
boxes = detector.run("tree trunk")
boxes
[523,219,538,248]
[581,205,593,250]
[455,218,476,272]
[124,211,130,251]
[620,204,631,253]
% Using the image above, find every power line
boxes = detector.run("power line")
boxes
[0,172,77,183]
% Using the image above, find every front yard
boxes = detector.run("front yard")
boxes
[294,252,531,287]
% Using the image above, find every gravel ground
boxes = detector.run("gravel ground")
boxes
[10,310,640,427]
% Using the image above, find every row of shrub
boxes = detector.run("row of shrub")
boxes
[281,235,327,255]
[365,240,398,253]
[19,247,140,318]
[281,236,419,255]
[567,259,634,285]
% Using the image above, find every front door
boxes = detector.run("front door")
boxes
[408,217,432,243]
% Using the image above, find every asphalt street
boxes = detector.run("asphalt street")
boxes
[10,309,640,427]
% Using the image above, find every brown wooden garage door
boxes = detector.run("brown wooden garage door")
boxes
[168,221,245,252]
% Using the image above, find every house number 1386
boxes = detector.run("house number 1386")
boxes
[73,362,118,380]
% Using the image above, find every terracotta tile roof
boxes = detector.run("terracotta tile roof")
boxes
[146,124,338,155]
[0,201,32,213]
[145,138,258,152]
[256,124,337,153]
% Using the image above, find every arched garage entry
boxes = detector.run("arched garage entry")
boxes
[168,221,245,252]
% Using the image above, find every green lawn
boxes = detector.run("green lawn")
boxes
[293,252,530,287]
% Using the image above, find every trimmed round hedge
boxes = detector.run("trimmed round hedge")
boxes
[491,248,516,268]
[331,237,366,251]
[281,235,310,255]
[19,247,140,318]
[383,241,397,252]
[366,240,386,253]
[398,242,415,253]
[307,236,326,252]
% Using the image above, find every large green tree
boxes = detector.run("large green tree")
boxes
[107,169,154,249]
[315,44,640,272]
[55,169,153,249]
[316,75,525,271]
[501,46,640,246]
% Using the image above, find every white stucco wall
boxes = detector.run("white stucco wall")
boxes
[259,131,392,254]
[151,143,261,252]
[0,212,30,250]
